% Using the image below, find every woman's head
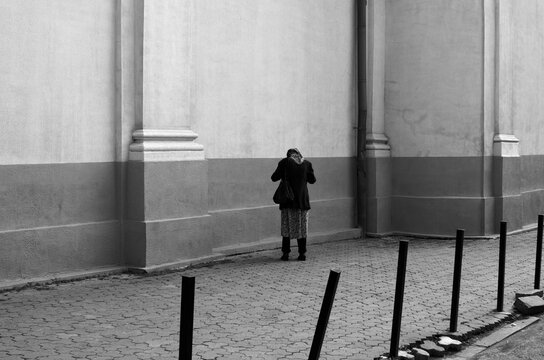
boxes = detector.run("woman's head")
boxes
[286,148,302,158]
[286,148,304,164]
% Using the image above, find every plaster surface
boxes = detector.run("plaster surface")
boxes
[389,156,487,236]
[521,156,544,193]
[0,0,116,165]
[190,0,357,159]
[512,0,544,156]
[392,157,484,197]
[384,0,483,157]
[208,157,354,211]
[208,157,356,248]
[0,163,118,231]
[143,215,213,267]
[0,221,121,281]
[392,196,483,236]
[140,0,191,129]
[143,161,208,220]
[386,155,544,236]
[0,161,121,281]
[210,198,355,250]
[520,155,544,227]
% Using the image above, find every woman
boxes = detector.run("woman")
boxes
[271,148,316,261]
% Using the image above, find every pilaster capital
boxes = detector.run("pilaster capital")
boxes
[493,134,519,157]
[366,133,391,158]
[129,129,205,161]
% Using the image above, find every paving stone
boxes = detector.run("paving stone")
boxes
[515,288,544,299]
[514,295,544,315]
[437,336,462,351]
[398,349,415,359]
[1,232,541,359]
[419,340,446,357]
[411,348,430,360]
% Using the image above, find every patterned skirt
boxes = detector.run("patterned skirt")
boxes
[281,209,309,239]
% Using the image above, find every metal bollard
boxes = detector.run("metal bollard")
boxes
[497,222,507,312]
[389,240,409,358]
[535,215,543,289]
[179,276,195,360]
[308,269,341,360]
[450,229,464,333]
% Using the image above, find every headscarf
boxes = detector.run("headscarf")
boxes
[286,148,304,164]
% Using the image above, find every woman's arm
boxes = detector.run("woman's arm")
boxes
[307,162,316,184]
[271,159,285,182]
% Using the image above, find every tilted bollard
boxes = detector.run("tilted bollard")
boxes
[308,269,341,360]
[535,215,543,289]
[497,221,507,312]
[450,229,465,333]
[179,276,195,360]
[389,240,409,358]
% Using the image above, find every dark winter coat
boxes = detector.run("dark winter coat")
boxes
[271,157,316,210]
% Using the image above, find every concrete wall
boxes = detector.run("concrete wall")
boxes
[0,1,122,282]
[383,0,486,236]
[188,0,358,253]
[191,0,356,159]
[512,0,544,226]
[374,0,544,236]
[385,0,483,158]
[7,0,544,282]
[0,0,359,282]
[0,0,117,164]
[512,0,544,156]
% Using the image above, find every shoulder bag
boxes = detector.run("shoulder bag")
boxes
[273,162,294,205]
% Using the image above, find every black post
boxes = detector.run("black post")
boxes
[450,229,465,333]
[308,269,341,360]
[497,222,507,312]
[535,215,543,289]
[179,276,195,360]
[389,240,409,358]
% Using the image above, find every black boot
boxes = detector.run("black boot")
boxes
[297,238,307,261]
[281,237,290,261]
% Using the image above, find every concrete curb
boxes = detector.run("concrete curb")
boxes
[368,223,539,241]
[127,254,226,274]
[377,311,521,360]
[0,266,127,293]
[444,316,540,359]
[212,228,362,256]
[0,228,361,291]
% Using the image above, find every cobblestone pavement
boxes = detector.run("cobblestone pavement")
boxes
[1,230,540,360]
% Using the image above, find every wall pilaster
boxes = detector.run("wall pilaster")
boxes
[492,0,521,232]
[365,0,391,235]
[123,0,211,270]
[366,134,391,235]
[492,134,521,232]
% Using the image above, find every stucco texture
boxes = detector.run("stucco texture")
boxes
[512,0,544,156]
[384,0,483,158]
[189,0,357,159]
[0,0,116,165]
